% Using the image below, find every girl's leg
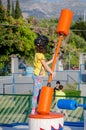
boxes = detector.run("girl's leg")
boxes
[31,75,42,114]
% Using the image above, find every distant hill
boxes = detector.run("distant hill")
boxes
[2,0,86,21]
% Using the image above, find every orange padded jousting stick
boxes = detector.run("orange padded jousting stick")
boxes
[37,8,74,115]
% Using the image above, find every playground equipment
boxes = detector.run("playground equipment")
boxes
[37,8,73,115]
[29,8,73,130]
[57,99,86,130]
[57,99,86,110]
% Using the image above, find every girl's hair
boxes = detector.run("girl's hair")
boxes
[58,85,63,90]
[56,81,60,84]
[34,35,49,53]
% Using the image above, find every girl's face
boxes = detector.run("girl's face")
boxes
[56,83,60,88]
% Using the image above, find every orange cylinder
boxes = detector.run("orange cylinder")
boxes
[37,86,54,114]
[56,8,74,36]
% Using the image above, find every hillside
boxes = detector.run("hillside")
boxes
[2,0,86,20]
[21,0,86,20]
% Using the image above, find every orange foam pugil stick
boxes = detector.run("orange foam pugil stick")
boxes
[37,9,74,115]
[48,35,63,84]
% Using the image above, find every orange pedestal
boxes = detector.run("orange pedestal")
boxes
[29,113,64,130]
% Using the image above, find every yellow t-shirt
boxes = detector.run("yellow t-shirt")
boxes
[55,90,66,102]
[33,53,46,76]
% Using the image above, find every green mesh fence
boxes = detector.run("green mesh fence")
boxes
[0,94,85,124]
[0,94,32,124]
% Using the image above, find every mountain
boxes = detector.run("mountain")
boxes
[2,0,86,20]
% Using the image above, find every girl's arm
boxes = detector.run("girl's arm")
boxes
[46,54,55,65]
[46,58,53,65]
[41,59,53,75]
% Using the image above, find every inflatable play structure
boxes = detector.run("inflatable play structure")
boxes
[28,8,74,130]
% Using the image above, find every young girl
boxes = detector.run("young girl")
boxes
[31,35,54,114]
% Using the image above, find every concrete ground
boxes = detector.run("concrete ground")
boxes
[0,124,84,130]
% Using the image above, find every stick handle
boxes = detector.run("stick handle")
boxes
[47,35,63,85]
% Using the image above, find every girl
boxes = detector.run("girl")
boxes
[31,35,54,114]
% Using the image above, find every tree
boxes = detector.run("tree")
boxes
[11,0,15,18]
[7,0,10,16]
[15,0,22,19]
[0,0,7,22]
[71,18,86,41]
[0,18,36,65]
[0,0,2,5]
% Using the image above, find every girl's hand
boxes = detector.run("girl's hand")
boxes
[50,71,55,78]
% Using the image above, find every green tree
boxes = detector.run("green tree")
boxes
[15,0,22,19]
[7,0,10,16]
[0,0,2,5]
[11,0,15,18]
[68,32,86,49]
[71,18,86,41]
[63,31,86,68]
[0,0,7,22]
[0,18,36,65]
